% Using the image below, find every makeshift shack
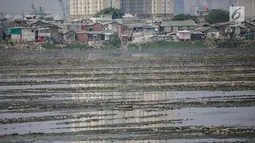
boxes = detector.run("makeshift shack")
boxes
[8,27,35,42]
[177,30,191,41]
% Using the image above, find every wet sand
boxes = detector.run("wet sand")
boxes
[0,48,255,143]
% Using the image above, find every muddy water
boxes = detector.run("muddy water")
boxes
[0,48,255,142]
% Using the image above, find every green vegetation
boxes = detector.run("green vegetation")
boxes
[64,43,94,49]
[127,41,206,50]
[103,35,122,49]
[214,39,255,48]
[42,43,94,49]
[205,9,229,24]
[94,7,124,19]
[172,14,191,21]
[172,14,198,22]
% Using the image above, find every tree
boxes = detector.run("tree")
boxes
[94,7,124,19]
[172,14,191,21]
[172,14,198,22]
[103,35,122,48]
[205,9,229,24]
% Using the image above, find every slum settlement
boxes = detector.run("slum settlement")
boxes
[1,13,255,48]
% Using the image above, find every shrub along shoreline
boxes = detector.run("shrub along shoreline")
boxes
[40,39,255,50]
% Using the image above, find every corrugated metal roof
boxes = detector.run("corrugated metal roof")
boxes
[36,28,50,31]
[8,27,32,30]
[195,27,213,32]
[76,31,104,34]
[161,20,196,27]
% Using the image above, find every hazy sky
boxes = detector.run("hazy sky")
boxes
[0,0,235,16]
[0,0,69,16]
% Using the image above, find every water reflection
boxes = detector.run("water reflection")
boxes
[70,90,178,133]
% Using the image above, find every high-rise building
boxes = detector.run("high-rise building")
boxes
[152,0,174,20]
[70,0,108,19]
[237,0,255,19]
[108,0,120,8]
[120,0,152,19]
[174,0,184,15]
[70,0,174,20]
[120,0,174,20]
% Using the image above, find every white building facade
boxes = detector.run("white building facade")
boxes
[70,0,108,19]
[237,0,255,19]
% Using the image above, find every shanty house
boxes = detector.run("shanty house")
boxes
[103,31,114,40]
[177,30,191,41]
[8,27,35,42]
[117,23,129,37]
[30,20,52,28]
[195,27,220,39]
[36,25,60,38]
[161,20,197,32]
[81,22,105,31]
[77,31,105,44]
[62,30,76,43]
[103,22,128,37]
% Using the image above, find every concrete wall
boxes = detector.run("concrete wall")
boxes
[49,27,59,34]
[38,29,51,37]
[64,32,76,43]
[11,34,21,41]
[81,25,91,31]
[77,33,89,43]
[117,24,129,37]
[81,23,104,31]
[108,23,118,33]
[93,23,104,31]
[21,28,35,41]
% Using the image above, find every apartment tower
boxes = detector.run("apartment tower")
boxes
[120,0,152,18]
[151,0,174,20]
[70,0,108,19]
[120,0,174,20]
[70,0,174,20]
[108,0,120,8]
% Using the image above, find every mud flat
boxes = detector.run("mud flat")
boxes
[0,47,255,143]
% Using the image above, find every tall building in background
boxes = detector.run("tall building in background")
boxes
[120,0,152,19]
[70,0,108,19]
[108,0,120,8]
[237,0,255,19]
[152,0,174,20]
[70,0,174,20]
[174,0,184,15]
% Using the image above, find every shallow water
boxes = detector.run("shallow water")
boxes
[1,107,255,135]
[1,48,255,142]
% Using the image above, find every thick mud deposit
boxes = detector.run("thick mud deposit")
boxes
[0,48,255,143]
